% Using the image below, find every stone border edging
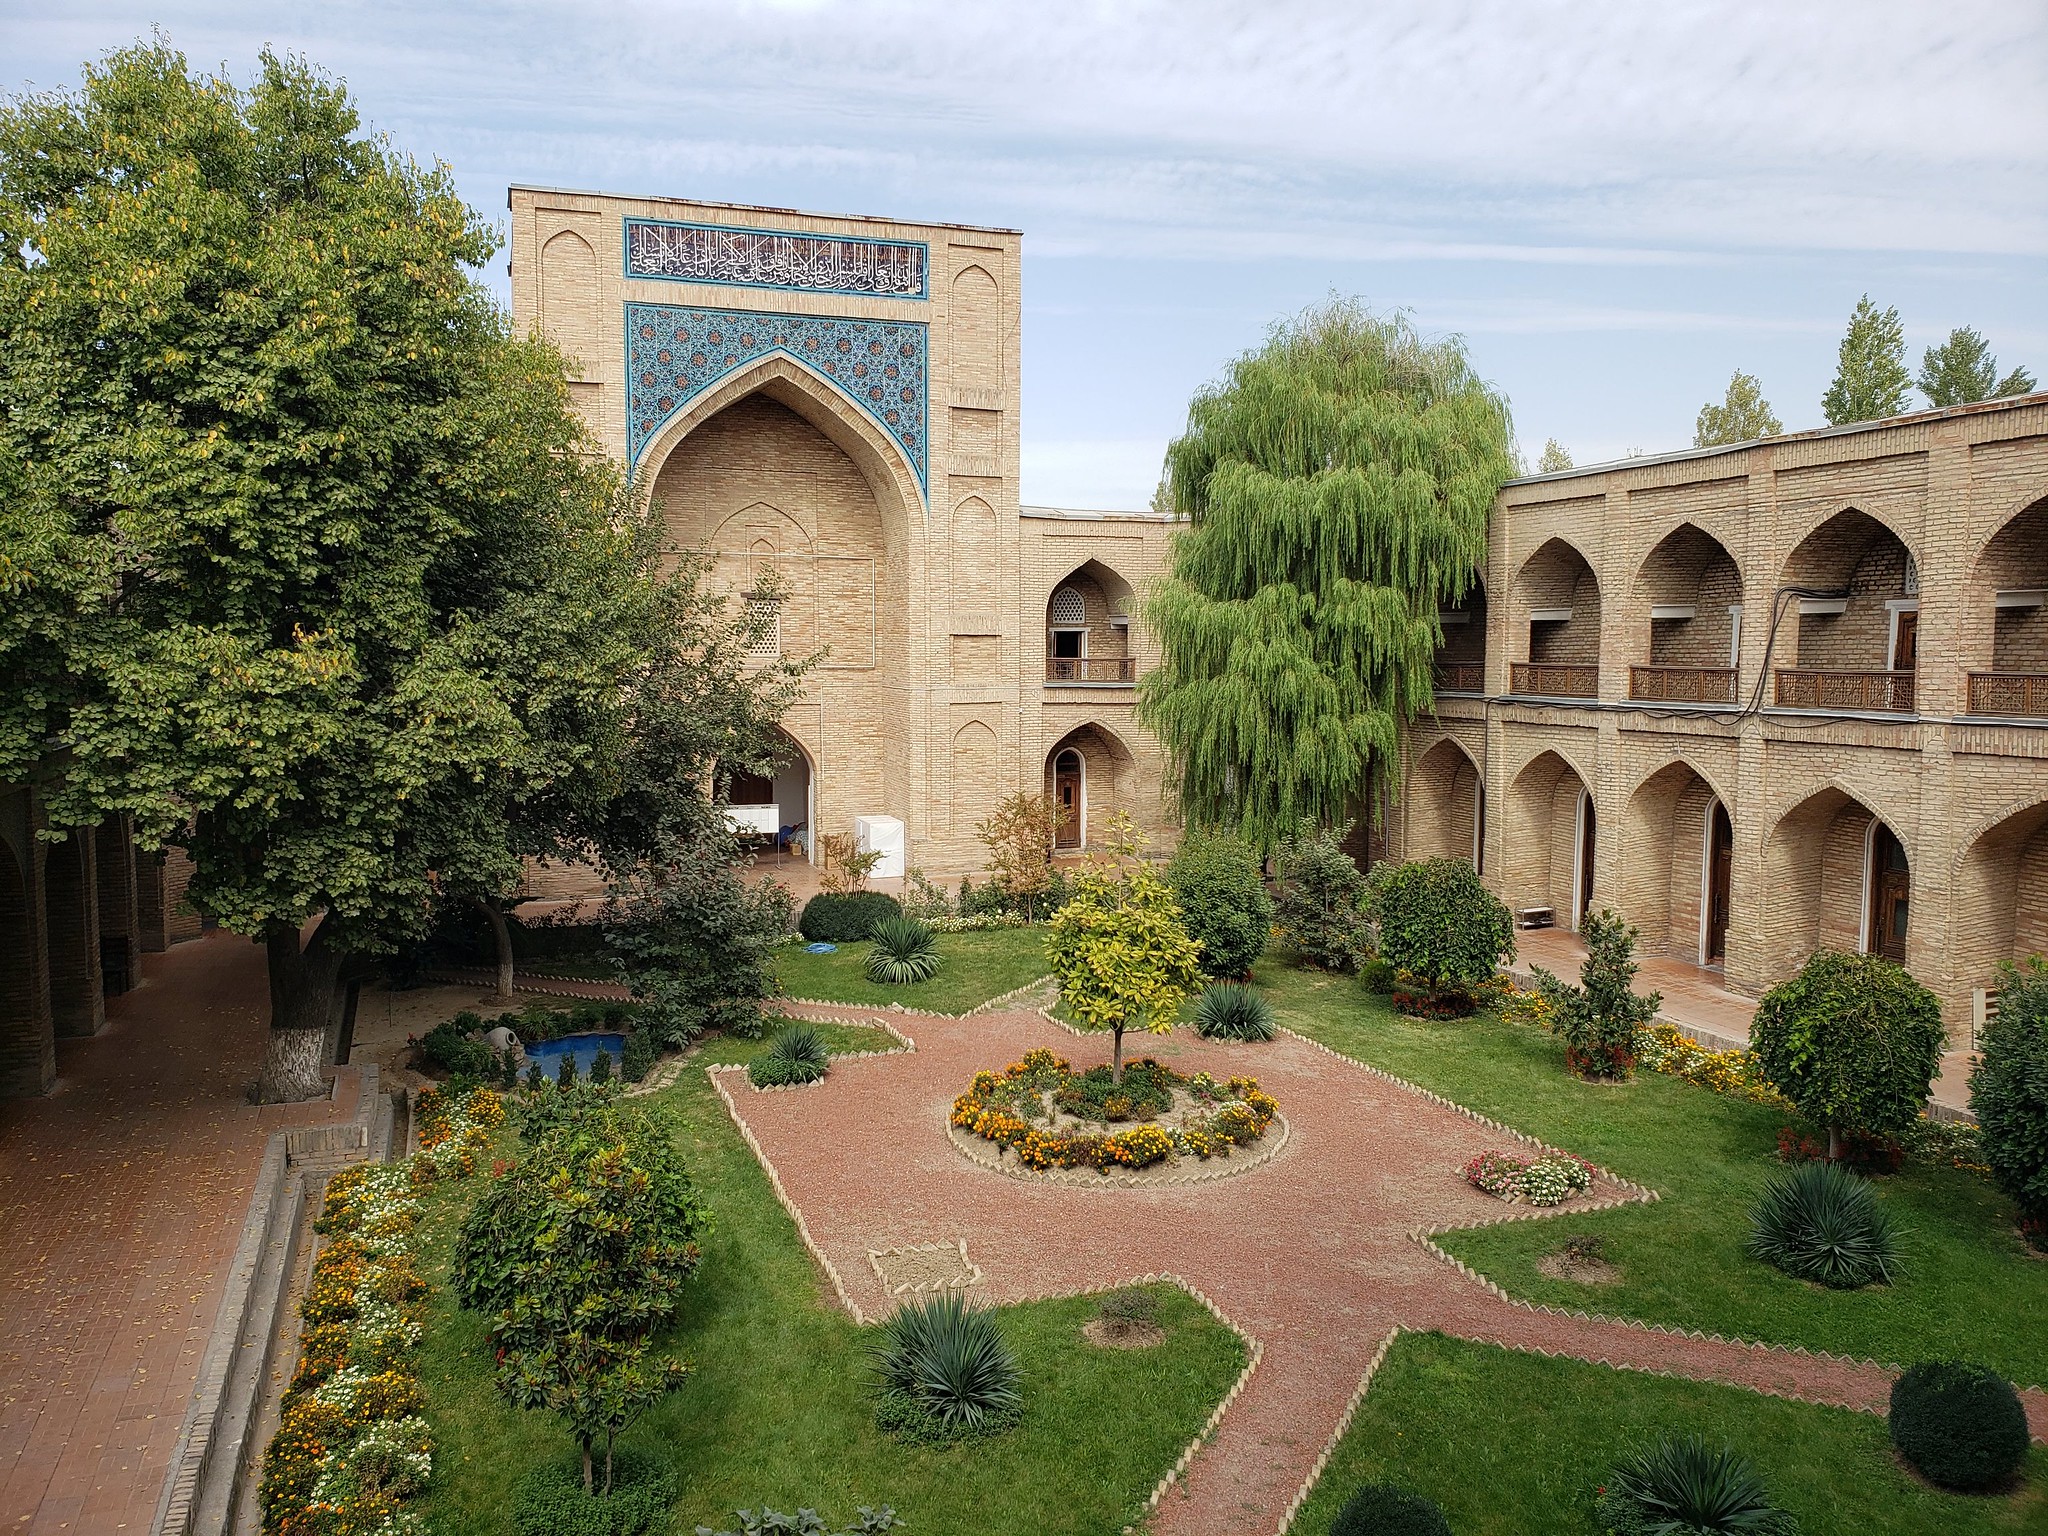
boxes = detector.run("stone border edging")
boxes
[1274,1326,1404,1535]
[866,1239,985,1297]
[946,1112,1291,1189]
[778,972,1055,1020]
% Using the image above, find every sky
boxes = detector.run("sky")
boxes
[5,1,2046,508]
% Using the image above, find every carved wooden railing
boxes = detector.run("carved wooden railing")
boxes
[1629,665,1738,705]
[1773,669,1915,713]
[1046,656,1136,684]
[1967,672,2048,719]
[1433,662,1487,695]
[1509,662,1599,698]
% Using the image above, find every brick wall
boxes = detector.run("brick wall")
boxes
[94,815,141,995]
[44,829,103,1039]
[0,819,55,1097]
[163,845,204,944]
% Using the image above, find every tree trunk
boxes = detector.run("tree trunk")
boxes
[254,920,344,1103]
[1828,1124,1843,1163]
[603,1440,614,1496]
[1111,1024,1125,1085]
[479,896,515,999]
[581,1445,593,1495]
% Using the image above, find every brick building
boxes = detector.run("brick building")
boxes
[1395,394,2048,1038]
[506,188,1178,883]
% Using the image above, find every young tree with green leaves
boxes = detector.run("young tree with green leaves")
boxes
[1537,438,1573,473]
[1694,370,1783,447]
[1821,296,1911,425]
[1532,909,1661,1079]
[1138,300,1513,851]
[1916,326,2037,408]
[1044,816,1204,1083]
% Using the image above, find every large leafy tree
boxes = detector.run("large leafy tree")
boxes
[1138,301,1513,851]
[1694,370,1783,447]
[1917,326,2036,408]
[1821,296,1911,425]
[0,42,667,1099]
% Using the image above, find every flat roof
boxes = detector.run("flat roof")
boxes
[1021,504,1179,523]
[506,184,1021,238]
[1506,390,2048,488]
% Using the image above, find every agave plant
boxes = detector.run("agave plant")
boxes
[1605,1435,1798,1534]
[1194,982,1277,1041]
[872,1291,1021,1439]
[1748,1159,1900,1289]
[748,1023,831,1088]
[865,916,942,985]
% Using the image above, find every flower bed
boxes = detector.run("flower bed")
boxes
[259,1086,496,1536]
[1632,1023,1788,1108]
[950,1048,1279,1174]
[1464,1148,1596,1206]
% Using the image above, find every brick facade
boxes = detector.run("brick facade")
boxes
[1397,394,2048,1038]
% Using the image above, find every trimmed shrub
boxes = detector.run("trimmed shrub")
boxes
[1971,957,2048,1244]
[872,1292,1021,1443]
[512,1452,675,1536]
[1747,1159,1899,1289]
[1167,832,1275,977]
[1194,982,1277,1041]
[748,1024,831,1088]
[1890,1360,2030,1492]
[418,1014,496,1078]
[1373,857,1515,1012]
[1330,1482,1452,1536]
[1359,956,1397,993]
[1273,824,1371,971]
[797,890,903,944]
[1533,909,1661,1080]
[1598,1435,1797,1534]
[865,916,942,985]
[1750,950,1943,1156]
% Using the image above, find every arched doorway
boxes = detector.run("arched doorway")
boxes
[1043,724,1135,851]
[1043,560,1137,685]
[1052,748,1084,849]
[1703,800,1734,966]
[1575,790,1597,928]
[1506,750,1595,927]
[1865,822,1910,963]
[1618,760,1727,960]
[724,727,816,864]
[1953,798,2048,1010]
[1758,785,1905,985]
[1407,738,1484,867]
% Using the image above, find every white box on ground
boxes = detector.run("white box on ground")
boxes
[854,815,906,878]
[727,804,778,835]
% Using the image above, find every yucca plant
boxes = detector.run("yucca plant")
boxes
[1601,1435,1798,1534]
[1748,1159,1900,1289]
[747,1023,830,1088]
[1194,982,1277,1041]
[872,1292,1021,1441]
[865,916,942,985]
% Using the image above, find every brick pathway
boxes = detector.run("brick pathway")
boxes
[0,934,354,1534]
[727,1003,2046,1536]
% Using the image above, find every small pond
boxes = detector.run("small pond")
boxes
[521,1032,628,1079]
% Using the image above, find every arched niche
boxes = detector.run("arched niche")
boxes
[1406,738,1485,868]
[1043,559,1138,684]
[1629,524,1744,704]
[1505,749,1595,927]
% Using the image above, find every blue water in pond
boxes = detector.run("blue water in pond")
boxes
[523,1032,628,1080]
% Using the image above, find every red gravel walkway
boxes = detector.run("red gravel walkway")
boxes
[0,933,354,1535]
[728,1002,2046,1536]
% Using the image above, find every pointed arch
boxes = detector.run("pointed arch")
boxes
[1505,748,1595,926]
[1620,758,1731,959]
[1406,736,1485,867]
[1510,537,1602,697]
[1760,782,1910,980]
[1044,721,1138,850]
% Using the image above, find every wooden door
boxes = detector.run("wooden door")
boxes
[1892,609,1918,671]
[1053,751,1082,849]
[1869,823,1910,963]
[1705,802,1733,964]
[1576,792,1596,926]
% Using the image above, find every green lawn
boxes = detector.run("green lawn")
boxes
[1289,1332,2048,1536]
[1257,960,2048,1386]
[772,925,1053,1013]
[414,1027,1244,1536]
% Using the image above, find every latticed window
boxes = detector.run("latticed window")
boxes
[1049,586,1085,626]
[746,593,781,659]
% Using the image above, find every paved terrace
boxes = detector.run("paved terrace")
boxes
[0,935,355,1535]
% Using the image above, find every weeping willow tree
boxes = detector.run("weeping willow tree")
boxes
[1138,300,1514,851]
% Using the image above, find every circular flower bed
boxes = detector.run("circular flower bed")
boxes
[950,1048,1280,1177]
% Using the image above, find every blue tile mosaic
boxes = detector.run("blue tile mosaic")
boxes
[625,302,928,491]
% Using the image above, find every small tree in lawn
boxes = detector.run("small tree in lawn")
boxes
[1372,858,1515,1015]
[1166,830,1275,978]
[455,1101,709,1494]
[1971,957,2048,1248]
[1044,815,1204,1083]
[1750,950,1944,1162]
[977,791,1066,921]
[1272,823,1372,971]
[1532,909,1662,1080]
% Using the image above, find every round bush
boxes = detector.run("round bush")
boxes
[1747,1159,1900,1289]
[873,1291,1021,1442]
[1750,950,1943,1147]
[1330,1482,1451,1536]
[748,1023,830,1088]
[1194,982,1277,1041]
[1602,1435,1794,1533]
[1372,858,1515,1005]
[797,890,903,943]
[865,916,942,985]
[1167,832,1275,978]
[1971,957,2048,1242]
[1890,1360,2030,1491]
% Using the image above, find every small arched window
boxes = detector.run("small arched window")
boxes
[1049,587,1086,626]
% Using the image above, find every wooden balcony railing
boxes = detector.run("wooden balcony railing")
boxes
[1046,656,1136,684]
[1773,669,1915,713]
[1509,662,1598,699]
[1433,662,1487,695]
[1967,672,2048,719]
[1629,665,1737,705]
